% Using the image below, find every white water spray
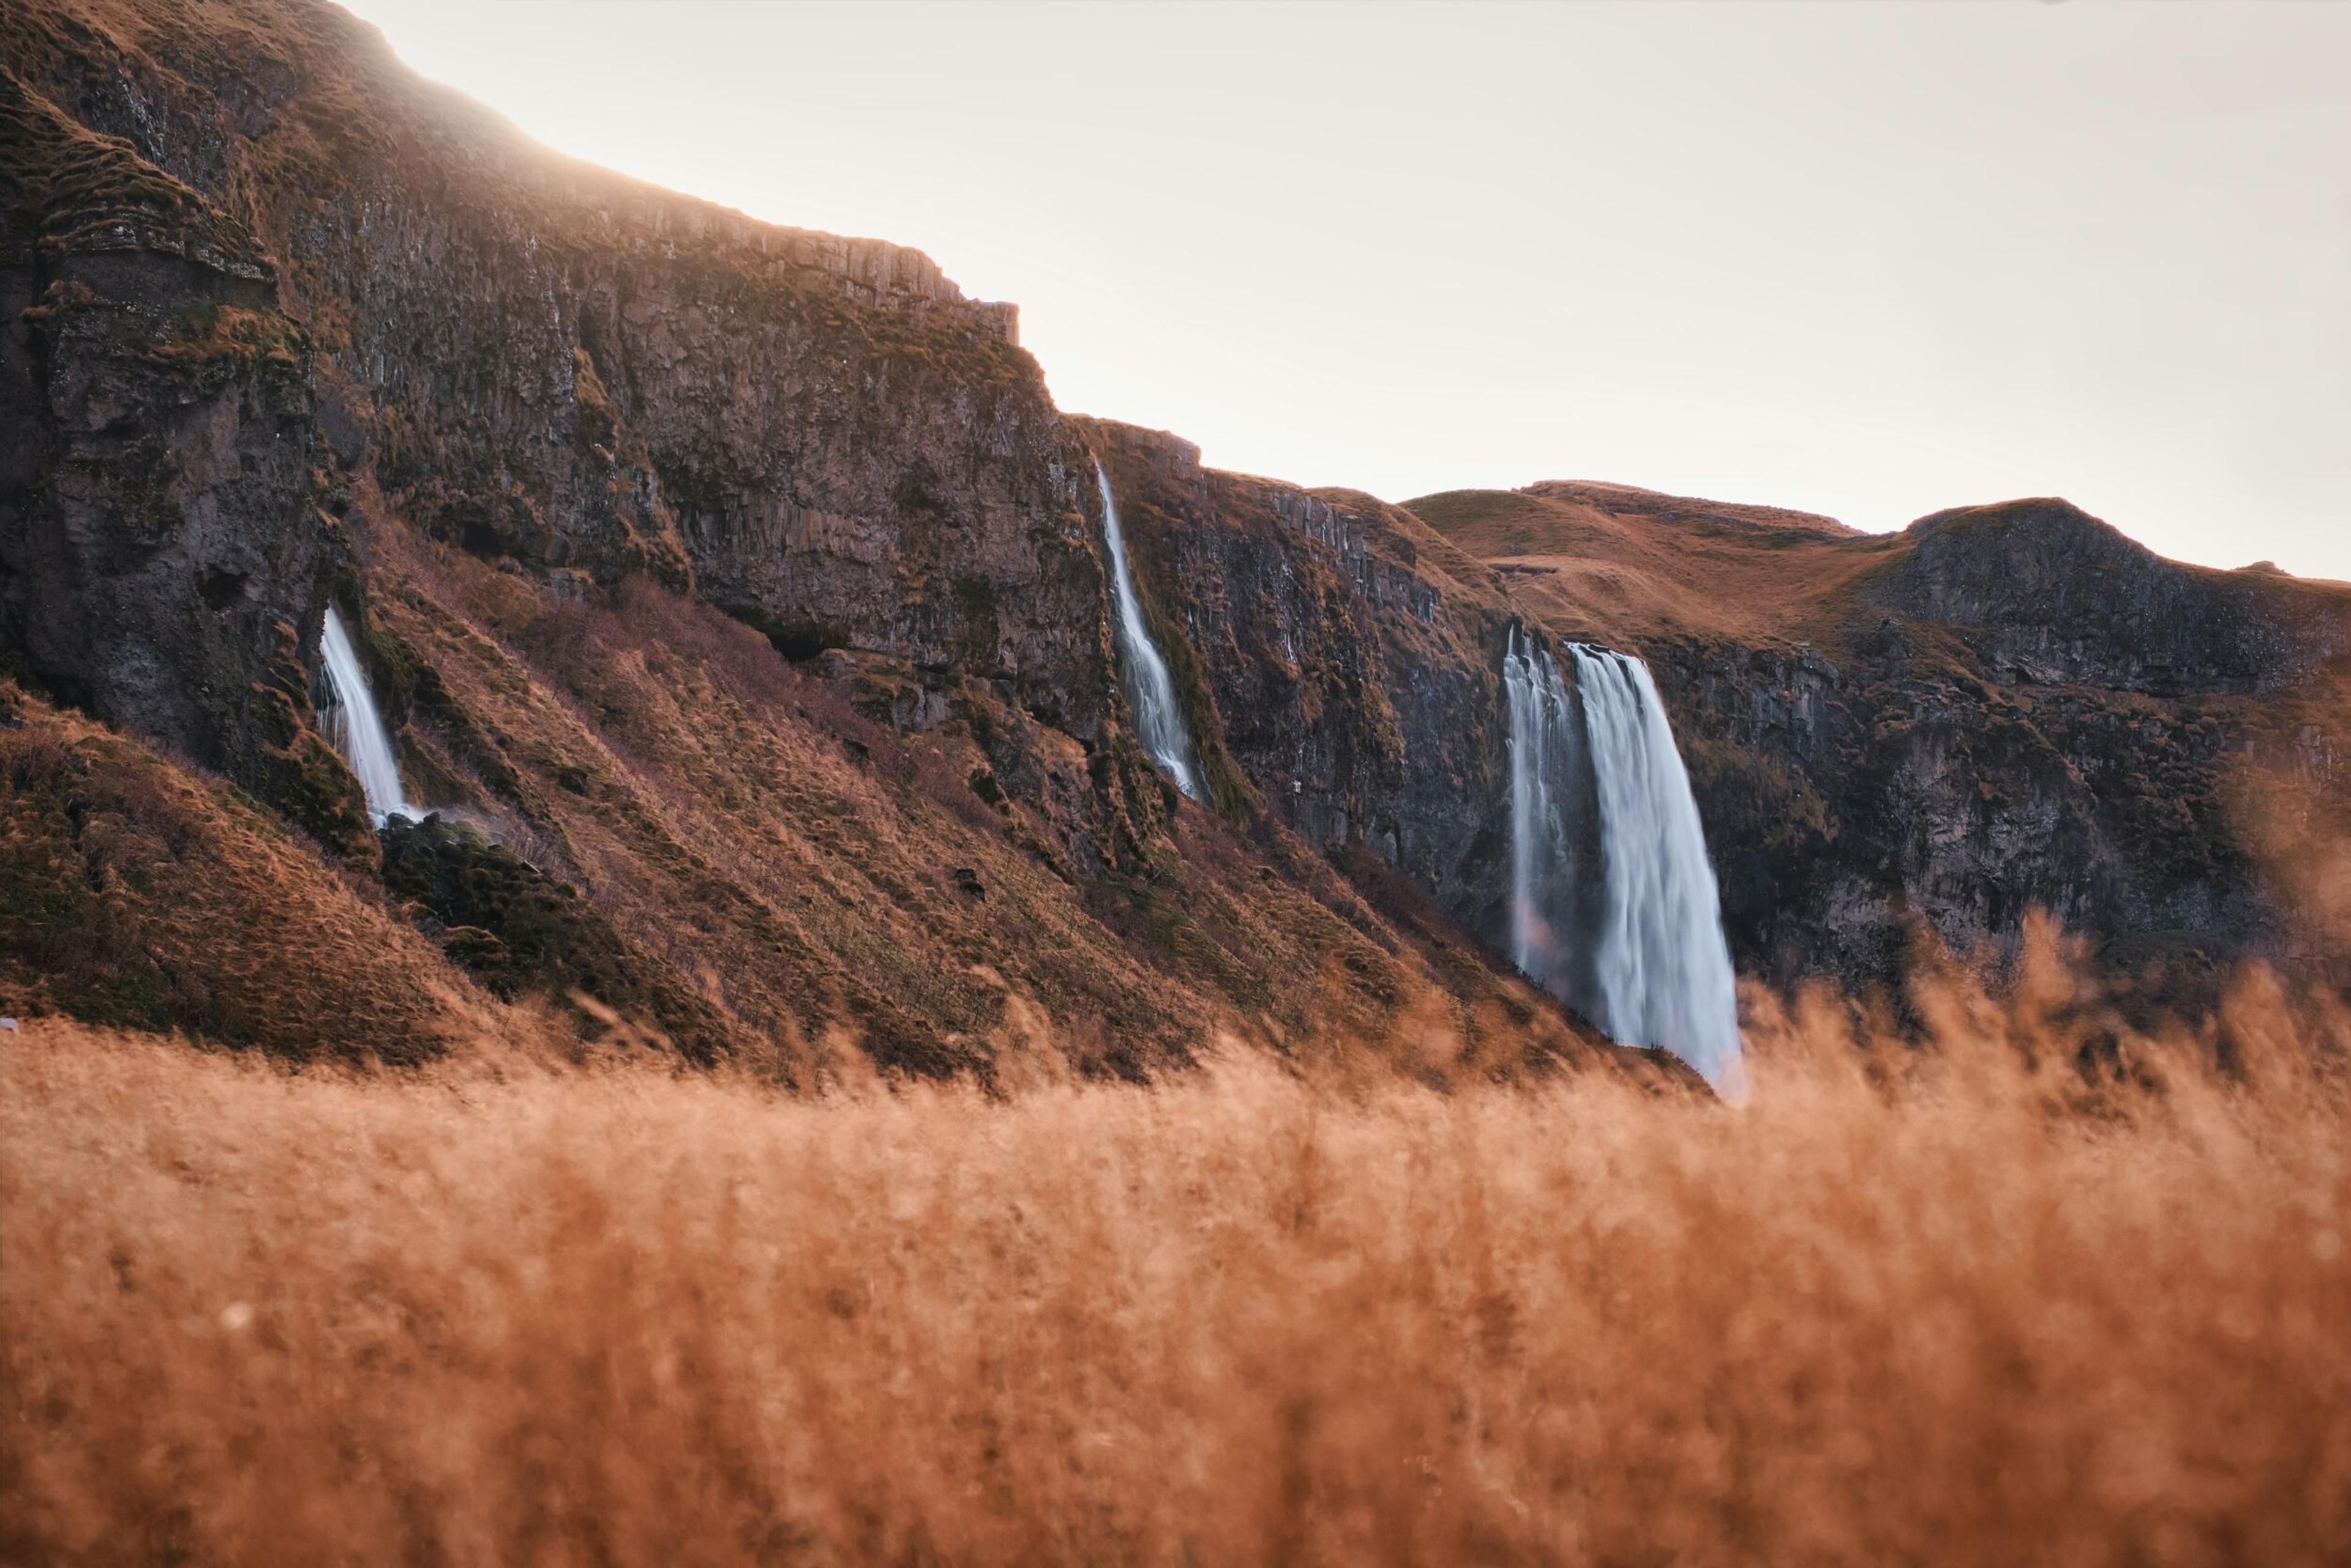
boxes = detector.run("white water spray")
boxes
[1564,645,1741,1089]
[318,605,418,825]
[1095,461,1204,801]
[1503,629,1741,1089]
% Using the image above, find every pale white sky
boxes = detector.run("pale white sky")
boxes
[336,1,2350,579]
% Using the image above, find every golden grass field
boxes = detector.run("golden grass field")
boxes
[6,927,2347,1566]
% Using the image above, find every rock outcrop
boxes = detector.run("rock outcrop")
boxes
[1417,486,2351,992]
[1077,419,1528,954]
[1880,498,2344,697]
[0,66,361,846]
[2,0,1111,737]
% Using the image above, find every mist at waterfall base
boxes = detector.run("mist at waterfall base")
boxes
[1503,631,1744,1090]
[318,605,419,826]
[1094,462,1204,801]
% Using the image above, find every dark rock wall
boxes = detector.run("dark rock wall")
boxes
[4,0,1116,748]
[1657,613,2303,988]
[0,64,366,847]
[1080,419,1524,950]
[1881,500,2347,697]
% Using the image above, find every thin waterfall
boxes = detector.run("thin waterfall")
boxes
[1501,628,1580,994]
[318,604,418,825]
[1095,460,1204,801]
[1503,629,1742,1089]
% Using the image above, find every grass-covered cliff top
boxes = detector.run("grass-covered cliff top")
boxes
[1409,482,2351,661]
[0,66,265,274]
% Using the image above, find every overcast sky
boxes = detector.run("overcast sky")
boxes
[337,1,2350,579]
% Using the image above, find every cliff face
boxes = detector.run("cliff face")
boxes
[1415,487,2351,991]
[2,0,2342,1071]
[0,0,1649,1078]
[0,66,367,850]
[1078,419,1529,950]
[1881,500,2344,697]
[2,0,1110,743]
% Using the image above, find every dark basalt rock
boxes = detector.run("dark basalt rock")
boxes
[1,69,345,820]
[0,0,1142,853]
[378,812,732,1060]
[1076,418,1525,953]
[1879,499,2345,697]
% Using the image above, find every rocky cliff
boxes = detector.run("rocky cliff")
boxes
[2,0,2342,1072]
[1413,486,2351,994]
[0,61,367,850]
[2,0,1106,743]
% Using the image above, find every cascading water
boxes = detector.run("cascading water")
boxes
[1565,644,1741,1089]
[1501,628,1581,994]
[1502,629,1742,1090]
[1095,460,1204,801]
[318,605,419,825]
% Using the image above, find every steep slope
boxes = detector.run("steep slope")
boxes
[1,0,1108,785]
[341,503,1629,1081]
[1413,484,2351,989]
[0,61,366,850]
[0,508,1637,1082]
[0,683,495,1060]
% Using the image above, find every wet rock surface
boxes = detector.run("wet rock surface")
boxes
[1,67,345,814]
[1423,486,2351,992]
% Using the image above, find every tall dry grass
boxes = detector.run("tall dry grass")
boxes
[4,936,2349,1565]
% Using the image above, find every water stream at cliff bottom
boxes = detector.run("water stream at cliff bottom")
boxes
[319,605,419,826]
[1505,631,1742,1090]
[1095,462,1204,801]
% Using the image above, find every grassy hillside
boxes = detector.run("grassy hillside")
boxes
[0,686,498,1062]
[1407,482,2351,661]
[1406,484,1909,651]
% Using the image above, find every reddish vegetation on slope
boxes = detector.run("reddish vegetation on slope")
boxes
[1406,482,1897,650]
[0,686,495,1062]
[0,498,1641,1084]
[0,0,2347,1556]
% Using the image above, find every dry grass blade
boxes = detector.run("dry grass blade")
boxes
[6,946,2349,1564]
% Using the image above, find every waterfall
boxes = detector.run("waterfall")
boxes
[318,605,418,825]
[1563,645,1742,1088]
[1503,631,1742,1089]
[1095,461,1204,801]
[1501,628,1581,994]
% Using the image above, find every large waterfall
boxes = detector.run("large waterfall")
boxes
[1095,462,1204,801]
[318,605,418,825]
[1504,631,1742,1089]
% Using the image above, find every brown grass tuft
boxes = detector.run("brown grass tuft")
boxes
[6,944,2349,1564]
